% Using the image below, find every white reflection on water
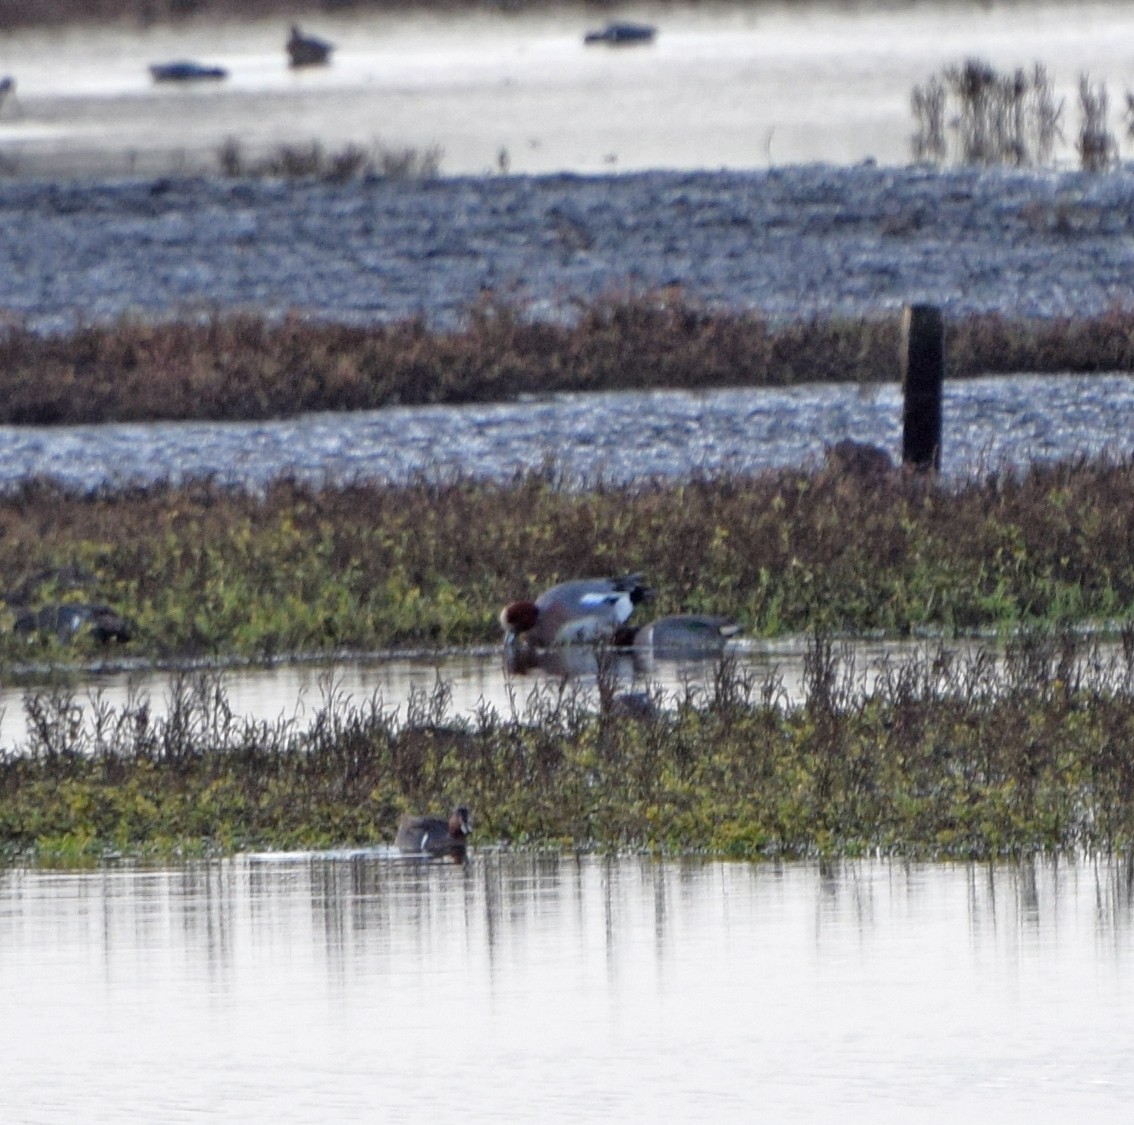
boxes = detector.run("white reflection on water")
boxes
[0,635,963,753]
[6,2,1134,175]
[1,855,1132,1121]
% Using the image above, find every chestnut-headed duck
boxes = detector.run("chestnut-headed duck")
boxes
[613,614,741,656]
[395,806,472,859]
[499,574,653,647]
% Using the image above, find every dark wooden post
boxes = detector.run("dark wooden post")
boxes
[901,304,943,471]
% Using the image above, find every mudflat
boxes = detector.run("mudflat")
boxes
[1,163,1131,333]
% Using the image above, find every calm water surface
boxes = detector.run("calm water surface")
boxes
[1,854,1132,1122]
[0,635,821,751]
[4,1,1134,175]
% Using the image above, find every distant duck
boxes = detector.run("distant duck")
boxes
[583,22,657,46]
[500,574,653,647]
[287,25,334,68]
[395,806,473,859]
[613,614,742,656]
[149,60,228,83]
[0,76,14,107]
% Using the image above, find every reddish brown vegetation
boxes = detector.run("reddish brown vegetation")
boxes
[4,297,1134,426]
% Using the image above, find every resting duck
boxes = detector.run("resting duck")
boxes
[395,806,472,859]
[613,614,741,656]
[499,574,652,647]
[149,61,228,83]
[287,25,334,68]
[583,22,657,46]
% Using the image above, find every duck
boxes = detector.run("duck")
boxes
[149,60,228,83]
[499,574,652,647]
[395,805,472,859]
[583,22,657,46]
[612,614,741,656]
[287,25,334,68]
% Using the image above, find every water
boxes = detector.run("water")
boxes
[1,853,1131,1122]
[0,633,829,751]
[3,372,1133,493]
[5,1,1134,176]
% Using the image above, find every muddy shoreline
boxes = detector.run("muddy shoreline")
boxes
[3,163,1133,334]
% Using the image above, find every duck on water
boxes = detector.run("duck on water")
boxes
[499,574,653,647]
[583,22,657,46]
[287,26,334,68]
[395,806,473,860]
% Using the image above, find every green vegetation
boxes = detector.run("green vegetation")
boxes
[8,299,1134,425]
[4,631,1134,861]
[2,456,1134,663]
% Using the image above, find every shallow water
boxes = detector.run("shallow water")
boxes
[2,372,1132,492]
[1,853,1131,1122]
[5,1,1134,176]
[0,633,820,751]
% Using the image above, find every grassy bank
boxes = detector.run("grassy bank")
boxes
[4,632,1134,861]
[6,300,1134,424]
[2,457,1134,662]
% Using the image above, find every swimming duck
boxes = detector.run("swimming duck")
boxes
[613,614,741,656]
[583,22,657,46]
[287,25,334,68]
[499,574,652,647]
[395,806,472,858]
[149,61,228,83]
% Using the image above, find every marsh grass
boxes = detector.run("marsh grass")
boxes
[2,456,1134,660]
[217,138,443,183]
[913,59,1064,167]
[5,631,1134,859]
[1077,75,1119,173]
[8,297,1134,425]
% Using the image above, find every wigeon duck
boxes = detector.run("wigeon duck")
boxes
[395,806,472,859]
[613,614,742,656]
[499,574,653,647]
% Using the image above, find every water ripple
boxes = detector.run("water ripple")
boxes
[1,374,1132,493]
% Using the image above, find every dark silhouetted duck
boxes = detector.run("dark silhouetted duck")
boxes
[583,22,657,46]
[149,60,228,83]
[500,574,652,647]
[395,806,472,859]
[287,25,334,68]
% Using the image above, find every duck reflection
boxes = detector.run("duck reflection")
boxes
[503,641,638,681]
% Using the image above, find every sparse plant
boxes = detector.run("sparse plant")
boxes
[373,142,444,181]
[215,138,442,183]
[912,58,1064,168]
[911,76,946,162]
[1077,74,1118,172]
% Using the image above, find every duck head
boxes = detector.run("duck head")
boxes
[450,806,473,838]
[499,599,539,644]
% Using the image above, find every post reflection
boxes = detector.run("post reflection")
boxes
[5,856,1134,1121]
